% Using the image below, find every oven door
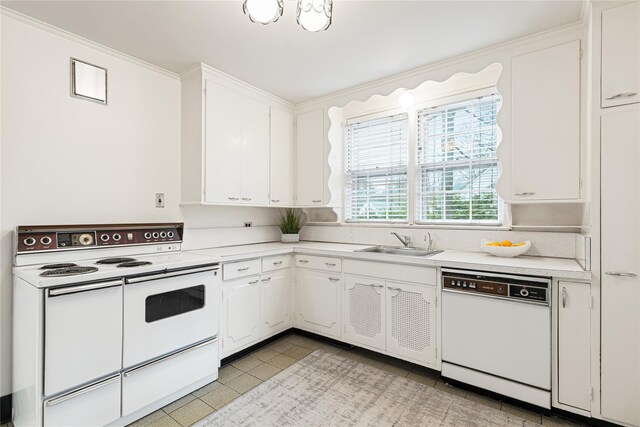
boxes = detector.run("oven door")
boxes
[123,267,220,367]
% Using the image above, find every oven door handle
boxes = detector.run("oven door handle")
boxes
[126,265,219,284]
[441,288,549,307]
[48,280,123,297]
[123,338,217,378]
[46,374,120,406]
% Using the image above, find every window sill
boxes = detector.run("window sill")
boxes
[306,222,511,231]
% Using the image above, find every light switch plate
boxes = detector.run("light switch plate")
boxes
[156,193,164,208]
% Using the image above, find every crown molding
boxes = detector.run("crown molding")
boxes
[1,6,180,80]
[294,20,585,111]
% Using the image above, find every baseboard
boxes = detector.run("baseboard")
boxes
[1,394,11,424]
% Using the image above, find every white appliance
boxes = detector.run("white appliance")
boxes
[441,268,551,408]
[12,223,220,427]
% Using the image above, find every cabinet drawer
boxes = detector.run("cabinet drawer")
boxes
[262,255,292,272]
[44,374,121,427]
[223,259,261,280]
[295,255,341,272]
[122,339,218,416]
[343,259,437,285]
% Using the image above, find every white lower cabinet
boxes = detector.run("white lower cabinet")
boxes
[44,375,121,427]
[261,269,292,338]
[386,281,437,366]
[344,275,386,351]
[295,269,342,339]
[557,281,591,411]
[221,276,261,357]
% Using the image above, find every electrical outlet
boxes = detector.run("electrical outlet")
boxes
[155,193,164,208]
[244,221,252,227]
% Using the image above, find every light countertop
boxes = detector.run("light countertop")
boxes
[189,241,590,280]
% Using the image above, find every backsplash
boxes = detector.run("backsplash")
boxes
[182,226,281,251]
[300,225,579,259]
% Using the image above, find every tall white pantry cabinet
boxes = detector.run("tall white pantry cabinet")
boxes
[594,2,640,426]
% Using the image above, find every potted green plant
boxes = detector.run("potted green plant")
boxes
[279,208,306,243]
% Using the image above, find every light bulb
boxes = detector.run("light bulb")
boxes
[297,0,333,32]
[244,0,283,25]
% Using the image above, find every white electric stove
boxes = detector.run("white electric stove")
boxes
[12,223,221,427]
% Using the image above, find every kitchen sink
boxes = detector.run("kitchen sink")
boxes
[355,246,441,257]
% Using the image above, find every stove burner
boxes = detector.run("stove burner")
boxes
[40,266,99,277]
[40,263,78,269]
[117,261,152,268]
[96,257,136,265]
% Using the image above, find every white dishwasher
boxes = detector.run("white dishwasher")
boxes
[441,269,551,408]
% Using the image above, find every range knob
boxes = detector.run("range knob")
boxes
[40,236,52,246]
[100,234,110,242]
[23,237,36,247]
[144,232,152,239]
[152,232,160,239]
[160,231,167,238]
[78,233,94,246]
[112,233,121,241]
[520,288,530,297]
[167,231,175,238]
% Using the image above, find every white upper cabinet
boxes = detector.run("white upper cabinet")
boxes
[205,79,269,205]
[510,41,581,202]
[270,107,294,206]
[180,65,293,206]
[601,2,640,108]
[295,109,326,206]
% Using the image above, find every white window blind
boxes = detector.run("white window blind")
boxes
[345,113,409,222]
[416,94,502,224]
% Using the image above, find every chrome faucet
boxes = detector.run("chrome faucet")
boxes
[391,232,411,247]
[424,232,434,252]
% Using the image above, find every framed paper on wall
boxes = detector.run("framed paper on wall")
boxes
[70,58,107,105]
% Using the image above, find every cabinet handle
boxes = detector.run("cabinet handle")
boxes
[241,198,252,201]
[272,261,283,265]
[298,259,309,263]
[237,267,250,272]
[325,262,336,267]
[46,374,120,406]
[261,277,271,282]
[515,192,535,196]
[605,271,637,277]
[249,280,259,285]
[328,277,340,281]
[605,92,637,100]
[228,197,239,201]
[371,284,384,288]
[388,286,401,291]
[562,287,567,308]
[312,200,322,203]
[271,199,280,203]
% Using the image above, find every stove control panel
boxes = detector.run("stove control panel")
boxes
[16,223,183,253]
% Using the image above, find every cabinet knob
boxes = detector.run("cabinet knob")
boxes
[561,287,567,308]
[605,92,637,100]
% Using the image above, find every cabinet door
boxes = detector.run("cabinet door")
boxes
[601,2,640,108]
[204,79,269,205]
[557,281,591,411]
[240,96,270,205]
[344,275,385,351]
[261,270,291,338]
[295,269,341,339]
[511,41,581,201]
[221,276,261,357]
[295,109,325,206]
[270,107,294,205]
[386,282,437,367]
[601,107,640,426]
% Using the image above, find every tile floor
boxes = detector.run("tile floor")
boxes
[0,332,582,427]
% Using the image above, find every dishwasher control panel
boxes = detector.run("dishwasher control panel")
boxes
[442,269,549,304]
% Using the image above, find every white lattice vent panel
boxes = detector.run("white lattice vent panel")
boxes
[349,284,382,338]
[391,290,431,351]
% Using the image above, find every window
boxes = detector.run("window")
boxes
[416,94,501,224]
[344,113,409,222]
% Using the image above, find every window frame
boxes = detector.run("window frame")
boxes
[343,110,410,224]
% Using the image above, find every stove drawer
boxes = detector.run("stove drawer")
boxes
[122,338,218,416]
[44,374,121,427]
[45,281,123,396]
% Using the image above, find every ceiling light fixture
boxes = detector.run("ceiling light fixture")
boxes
[243,0,284,25]
[297,0,333,32]
[243,0,333,32]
